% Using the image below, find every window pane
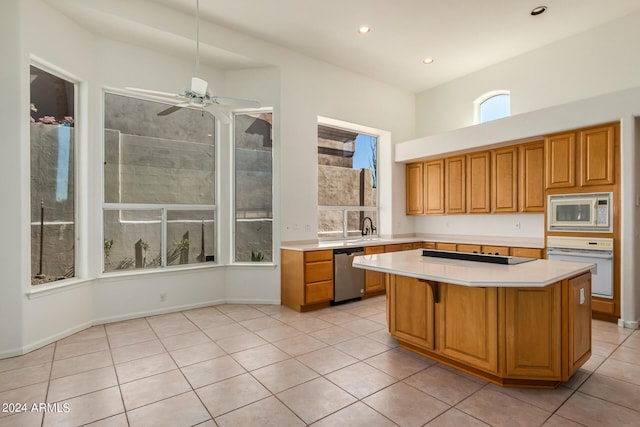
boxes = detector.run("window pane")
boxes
[317,124,378,239]
[480,94,510,123]
[348,211,378,238]
[104,94,215,205]
[167,210,215,265]
[234,112,273,262]
[30,66,75,285]
[103,209,161,272]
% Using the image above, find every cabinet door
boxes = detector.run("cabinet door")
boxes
[305,281,333,304]
[579,125,615,187]
[567,273,592,377]
[505,284,561,379]
[457,244,482,253]
[545,132,576,189]
[424,159,445,214]
[364,246,385,294]
[482,245,509,256]
[406,162,424,215]
[445,156,466,213]
[492,147,518,213]
[435,242,456,251]
[519,141,545,212]
[467,151,491,213]
[437,284,498,373]
[388,275,435,350]
[384,244,403,253]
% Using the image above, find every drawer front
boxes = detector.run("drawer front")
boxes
[510,247,543,259]
[422,242,436,250]
[305,281,333,304]
[482,245,510,256]
[305,261,333,283]
[365,245,385,255]
[401,243,414,251]
[436,242,457,251]
[304,250,333,263]
[385,244,403,252]
[457,244,482,253]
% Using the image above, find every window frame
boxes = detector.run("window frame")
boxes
[316,118,380,242]
[231,108,275,265]
[101,89,219,275]
[29,59,80,286]
[474,90,510,124]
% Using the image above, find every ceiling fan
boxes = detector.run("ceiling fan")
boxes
[125,0,259,120]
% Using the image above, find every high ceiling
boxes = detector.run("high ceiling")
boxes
[49,0,640,92]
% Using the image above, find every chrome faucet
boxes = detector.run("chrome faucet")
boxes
[361,216,377,236]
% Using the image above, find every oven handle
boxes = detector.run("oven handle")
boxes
[547,249,612,260]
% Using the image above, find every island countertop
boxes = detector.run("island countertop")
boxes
[353,249,593,287]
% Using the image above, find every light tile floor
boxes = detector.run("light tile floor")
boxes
[1,295,639,426]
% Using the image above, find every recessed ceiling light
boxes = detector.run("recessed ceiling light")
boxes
[358,26,371,34]
[422,58,434,65]
[531,6,547,16]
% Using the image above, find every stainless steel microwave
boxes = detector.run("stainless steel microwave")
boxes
[548,192,612,232]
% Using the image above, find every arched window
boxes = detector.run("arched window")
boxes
[474,91,510,124]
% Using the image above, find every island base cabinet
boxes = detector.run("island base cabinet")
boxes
[386,272,592,388]
[388,275,435,350]
[437,284,498,374]
[504,284,562,380]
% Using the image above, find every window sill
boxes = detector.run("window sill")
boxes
[26,277,94,300]
[99,262,224,280]
[226,263,277,270]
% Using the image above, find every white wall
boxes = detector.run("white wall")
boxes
[415,214,544,241]
[1,0,416,357]
[415,10,640,137]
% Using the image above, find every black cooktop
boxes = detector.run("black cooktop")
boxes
[421,249,535,265]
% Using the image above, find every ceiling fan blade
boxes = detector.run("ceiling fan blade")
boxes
[157,104,189,116]
[209,96,261,108]
[125,87,189,101]
[191,77,208,96]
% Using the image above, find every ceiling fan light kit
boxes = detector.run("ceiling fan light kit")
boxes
[125,0,259,119]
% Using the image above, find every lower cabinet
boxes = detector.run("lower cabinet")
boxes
[364,246,385,295]
[281,249,334,312]
[438,284,498,373]
[387,273,591,387]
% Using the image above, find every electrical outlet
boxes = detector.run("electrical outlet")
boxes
[305,224,310,232]
[515,221,521,230]
[160,292,166,302]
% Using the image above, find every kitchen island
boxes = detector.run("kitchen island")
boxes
[353,249,594,388]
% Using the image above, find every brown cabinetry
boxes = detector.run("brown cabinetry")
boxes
[364,245,385,295]
[579,125,615,187]
[545,132,576,189]
[457,244,482,253]
[435,242,457,251]
[519,141,545,212]
[492,147,518,213]
[482,245,509,256]
[388,275,435,350]
[424,159,445,214]
[467,151,491,213]
[510,247,543,259]
[406,162,424,215]
[445,156,466,214]
[281,249,333,312]
[566,273,592,376]
[438,283,498,373]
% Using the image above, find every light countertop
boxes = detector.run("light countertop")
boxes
[280,234,544,251]
[352,249,592,287]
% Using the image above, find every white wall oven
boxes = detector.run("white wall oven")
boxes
[546,236,613,299]
[547,192,612,232]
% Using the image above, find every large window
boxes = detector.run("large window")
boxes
[30,65,76,285]
[103,93,216,272]
[317,124,378,240]
[234,111,273,263]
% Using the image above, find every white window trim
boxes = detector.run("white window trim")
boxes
[231,108,275,265]
[473,90,510,124]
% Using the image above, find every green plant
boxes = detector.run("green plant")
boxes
[251,250,265,262]
[173,239,190,251]
[140,240,150,267]
[104,239,114,260]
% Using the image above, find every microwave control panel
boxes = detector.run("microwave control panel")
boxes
[596,199,609,226]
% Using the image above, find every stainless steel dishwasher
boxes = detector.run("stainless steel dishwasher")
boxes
[333,247,365,303]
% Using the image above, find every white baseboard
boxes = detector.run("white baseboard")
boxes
[618,318,640,329]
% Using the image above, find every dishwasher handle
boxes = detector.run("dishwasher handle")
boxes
[547,249,613,260]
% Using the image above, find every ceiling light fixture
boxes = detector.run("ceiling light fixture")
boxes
[422,58,434,65]
[358,26,371,34]
[530,6,547,16]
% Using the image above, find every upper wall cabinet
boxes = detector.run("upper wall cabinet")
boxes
[467,151,491,213]
[424,159,445,214]
[579,125,615,187]
[445,156,466,214]
[545,132,576,189]
[492,147,518,213]
[545,123,617,190]
[519,141,545,212]
[406,162,424,215]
